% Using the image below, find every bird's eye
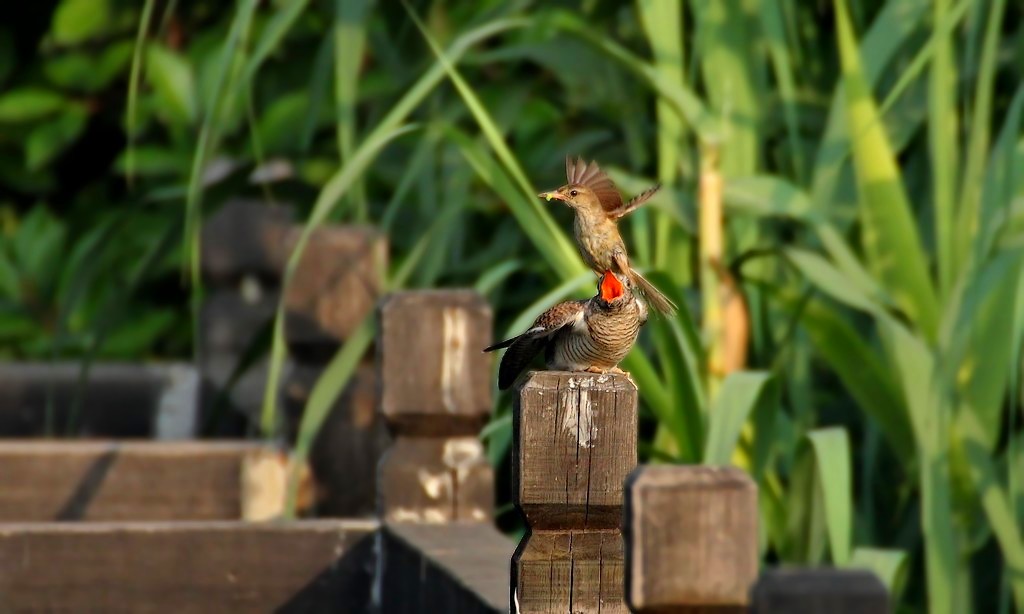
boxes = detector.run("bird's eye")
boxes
[569,190,578,197]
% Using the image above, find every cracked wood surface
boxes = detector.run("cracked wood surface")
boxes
[513,371,637,613]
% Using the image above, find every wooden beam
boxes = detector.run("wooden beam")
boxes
[623,465,759,613]
[379,522,514,613]
[376,291,494,523]
[752,569,891,614]
[512,371,637,613]
[0,519,377,612]
[0,441,297,521]
[0,363,198,438]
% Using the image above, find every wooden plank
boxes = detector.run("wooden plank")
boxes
[0,519,377,613]
[376,291,494,523]
[623,465,759,613]
[512,371,637,613]
[0,362,198,438]
[0,441,281,521]
[752,569,891,614]
[379,522,514,613]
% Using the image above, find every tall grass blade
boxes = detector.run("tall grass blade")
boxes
[334,0,372,220]
[928,0,959,299]
[808,427,852,565]
[259,123,415,434]
[125,0,157,186]
[703,371,773,465]
[834,0,939,339]
[285,315,374,517]
[955,0,1008,271]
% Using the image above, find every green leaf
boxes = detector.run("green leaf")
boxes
[797,299,914,463]
[25,106,88,170]
[146,44,198,125]
[834,0,939,339]
[848,548,908,598]
[785,248,884,315]
[408,9,582,277]
[725,176,816,221]
[928,0,959,299]
[955,410,1024,609]
[808,428,852,565]
[51,0,110,45]
[0,88,65,122]
[876,316,958,613]
[703,371,774,465]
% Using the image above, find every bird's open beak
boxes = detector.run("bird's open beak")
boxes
[538,191,567,202]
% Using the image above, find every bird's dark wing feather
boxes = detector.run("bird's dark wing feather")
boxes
[487,300,586,389]
[609,184,661,219]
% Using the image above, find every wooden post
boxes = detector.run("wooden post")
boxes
[623,465,758,613]
[751,569,890,614]
[512,371,637,613]
[376,290,494,522]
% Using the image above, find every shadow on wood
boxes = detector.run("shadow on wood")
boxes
[379,522,514,613]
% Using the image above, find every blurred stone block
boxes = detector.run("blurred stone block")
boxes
[0,362,198,438]
[200,288,277,355]
[201,200,293,282]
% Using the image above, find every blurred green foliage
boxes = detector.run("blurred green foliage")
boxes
[0,1,1022,612]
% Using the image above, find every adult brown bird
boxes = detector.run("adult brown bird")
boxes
[483,270,647,390]
[538,156,677,315]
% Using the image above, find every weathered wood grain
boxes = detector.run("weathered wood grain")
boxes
[0,441,285,521]
[623,465,759,613]
[0,519,377,613]
[512,371,638,613]
[378,291,492,431]
[752,569,891,614]
[376,291,494,523]
[379,522,514,613]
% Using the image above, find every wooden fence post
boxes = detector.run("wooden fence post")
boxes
[623,465,759,613]
[512,371,637,613]
[751,569,890,614]
[376,290,494,522]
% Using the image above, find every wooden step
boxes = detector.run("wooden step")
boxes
[0,441,304,522]
[0,519,376,613]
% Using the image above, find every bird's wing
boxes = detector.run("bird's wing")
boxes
[485,300,586,389]
[609,184,661,219]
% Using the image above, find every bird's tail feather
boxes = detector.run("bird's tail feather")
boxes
[629,269,677,316]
